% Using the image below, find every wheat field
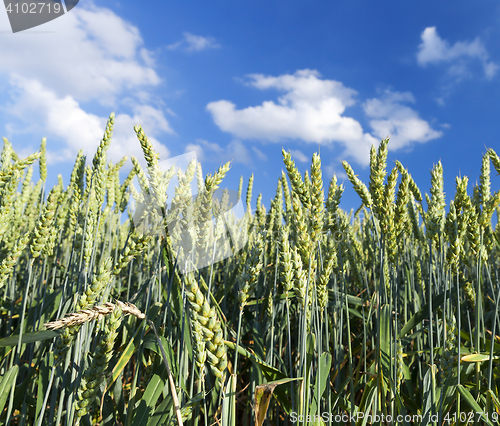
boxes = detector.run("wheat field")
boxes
[1,113,500,425]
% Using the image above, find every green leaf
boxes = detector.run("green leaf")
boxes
[328,290,368,307]
[146,303,163,322]
[457,384,496,426]
[101,392,119,426]
[461,353,498,363]
[146,396,173,426]
[143,333,177,378]
[357,381,377,426]
[224,340,285,380]
[400,290,446,337]
[380,305,391,379]
[221,374,237,426]
[35,353,53,422]
[309,352,332,417]
[486,389,500,413]
[0,365,19,415]
[12,364,36,413]
[106,322,145,393]
[224,339,301,413]
[0,329,61,347]
[130,360,168,426]
[421,364,437,424]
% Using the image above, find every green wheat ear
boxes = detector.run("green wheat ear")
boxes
[342,160,372,208]
[30,183,63,260]
[74,304,122,422]
[135,124,159,168]
[184,272,228,382]
[39,137,47,182]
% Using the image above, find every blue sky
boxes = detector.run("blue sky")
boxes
[1,0,500,213]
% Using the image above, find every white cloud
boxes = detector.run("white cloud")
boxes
[207,70,441,166]
[416,27,499,79]
[184,143,206,162]
[251,146,267,162]
[207,70,443,166]
[225,140,252,165]
[290,149,309,163]
[6,75,170,166]
[324,163,347,181]
[184,139,222,162]
[363,90,442,150]
[0,2,172,166]
[0,4,161,103]
[167,32,220,52]
[184,139,252,165]
[207,69,379,165]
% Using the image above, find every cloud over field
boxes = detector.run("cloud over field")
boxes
[363,90,443,150]
[207,69,442,166]
[184,139,252,165]
[0,2,171,164]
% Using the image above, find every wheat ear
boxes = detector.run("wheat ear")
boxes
[44,301,145,330]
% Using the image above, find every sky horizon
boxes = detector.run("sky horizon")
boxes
[1,1,499,215]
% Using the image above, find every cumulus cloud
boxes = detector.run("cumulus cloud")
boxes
[6,75,170,165]
[207,69,379,165]
[184,139,252,165]
[225,140,252,165]
[167,32,220,52]
[0,2,172,165]
[207,70,441,166]
[251,146,268,162]
[324,163,347,181]
[184,139,223,162]
[289,149,309,163]
[363,90,442,150]
[0,4,161,103]
[416,27,499,79]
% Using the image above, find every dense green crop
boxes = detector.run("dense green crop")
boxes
[1,114,500,425]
